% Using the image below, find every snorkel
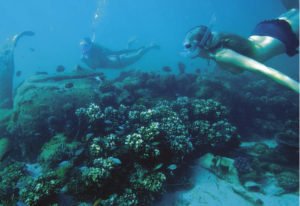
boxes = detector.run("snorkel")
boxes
[198,26,213,49]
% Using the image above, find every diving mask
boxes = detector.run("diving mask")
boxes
[182,25,213,58]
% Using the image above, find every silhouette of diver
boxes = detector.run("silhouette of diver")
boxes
[79,37,159,69]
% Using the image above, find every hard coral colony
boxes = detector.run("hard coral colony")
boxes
[0,69,298,205]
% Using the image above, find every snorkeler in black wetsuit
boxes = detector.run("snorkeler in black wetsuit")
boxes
[183,7,299,93]
[79,37,159,69]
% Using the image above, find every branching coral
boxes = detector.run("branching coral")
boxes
[190,99,229,121]
[20,172,62,206]
[100,189,139,206]
[207,120,239,148]
[130,164,166,193]
[75,103,104,123]
[81,157,117,188]
[125,122,161,159]
[89,134,118,158]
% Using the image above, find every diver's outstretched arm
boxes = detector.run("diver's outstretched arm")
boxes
[213,48,300,93]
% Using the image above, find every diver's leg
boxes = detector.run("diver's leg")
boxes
[112,48,142,55]
[117,45,159,66]
[105,49,148,68]
[278,8,299,35]
[117,48,148,66]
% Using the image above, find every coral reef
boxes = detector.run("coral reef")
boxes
[130,164,166,193]
[38,134,81,168]
[125,122,161,159]
[81,157,117,188]
[20,172,62,206]
[61,95,237,203]
[8,70,104,159]
[0,70,297,205]
[0,162,25,203]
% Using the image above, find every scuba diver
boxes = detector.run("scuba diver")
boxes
[79,37,159,69]
[183,6,299,93]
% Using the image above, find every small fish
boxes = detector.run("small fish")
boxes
[118,125,125,130]
[152,142,160,146]
[65,82,74,88]
[104,120,113,124]
[74,148,84,156]
[58,160,71,168]
[108,157,122,165]
[56,65,65,72]
[153,163,163,171]
[29,47,35,52]
[16,70,22,77]
[94,76,103,82]
[162,66,172,72]
[167,164,177,170]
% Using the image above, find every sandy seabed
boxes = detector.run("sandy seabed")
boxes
[156,165,299,206]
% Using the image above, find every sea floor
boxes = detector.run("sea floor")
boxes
[155,163,299,206]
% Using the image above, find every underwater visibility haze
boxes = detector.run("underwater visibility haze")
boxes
[0,0,299,205]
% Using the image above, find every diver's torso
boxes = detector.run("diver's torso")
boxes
[209,33,286,62]
[84,45,110,69]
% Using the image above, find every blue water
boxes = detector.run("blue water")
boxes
[0,1,299,205]
[1,0,298,84]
